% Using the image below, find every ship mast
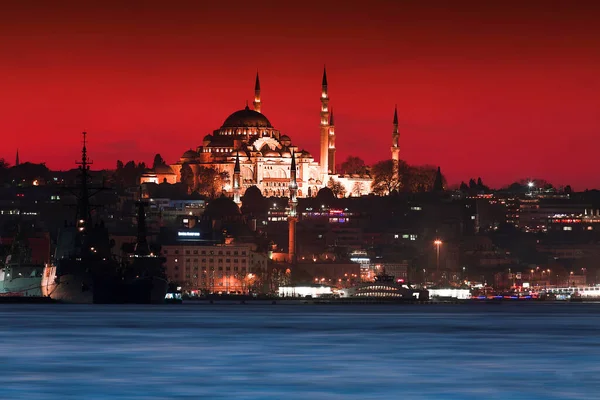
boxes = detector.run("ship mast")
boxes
[75,132,92,230]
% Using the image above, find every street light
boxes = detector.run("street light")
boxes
[434,239,442,279]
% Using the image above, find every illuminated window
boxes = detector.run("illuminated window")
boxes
[563,226,572,231]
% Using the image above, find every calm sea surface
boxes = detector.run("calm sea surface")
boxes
[0,302,599,399]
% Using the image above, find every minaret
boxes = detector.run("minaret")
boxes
[288,151,298,264]
[233,152,241,205]
[15,149,19,166]
[320,66,330,178]
[253,71,261,113]
[328,107,336,174]
[391,105,400,182]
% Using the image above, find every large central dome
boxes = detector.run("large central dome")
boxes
[221,106,272,128]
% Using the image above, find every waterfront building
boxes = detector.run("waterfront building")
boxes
[161,240,268,294]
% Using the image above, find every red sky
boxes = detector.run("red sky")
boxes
[1,0,599,189]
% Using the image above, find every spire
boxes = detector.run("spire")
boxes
[329,107,335,126]
[391,106,400,182]
[288,149,298,263]
[233,152,241,205]
[320,65,331,177]
[15,149,19,166]
[290,150,297,182]
[245,100,249,110]
[253,71,262,113]
[234,151,240,173]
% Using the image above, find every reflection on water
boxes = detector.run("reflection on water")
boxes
[0,303,599,399]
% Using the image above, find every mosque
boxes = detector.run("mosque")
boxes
[141,68,397,199]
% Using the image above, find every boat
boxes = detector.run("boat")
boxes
[41,132,121,303]
[0,220,45,297]
[338,273,429,301]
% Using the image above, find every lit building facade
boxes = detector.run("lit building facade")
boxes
[162,242,268,294]
[140,68,390,198]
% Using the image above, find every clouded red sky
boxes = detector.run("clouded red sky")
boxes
[1,1,599,189]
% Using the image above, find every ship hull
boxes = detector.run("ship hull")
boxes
[1,264,44,297]
[42,265,167,304]
[124,276,168,304]
[41,266,94,304]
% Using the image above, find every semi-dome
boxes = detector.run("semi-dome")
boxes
[280,149,292,158]
[263,150,280,157]
[222,106,272,128]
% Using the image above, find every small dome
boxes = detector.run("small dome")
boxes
[154,164,175,174]
[231,150,249,161]
[181,149,199,159]
[203,134,213,142]
[222,106,272,128]
[279,135,292,146]
[300,150,312,158]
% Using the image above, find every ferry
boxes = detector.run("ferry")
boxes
[543,286,600,301]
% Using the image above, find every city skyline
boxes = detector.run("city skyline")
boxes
[1,1,599,190]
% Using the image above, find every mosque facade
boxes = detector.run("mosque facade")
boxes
[141,69,388,199]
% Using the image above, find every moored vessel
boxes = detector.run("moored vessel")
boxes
[41,132,121,303]
[0,221,45,297]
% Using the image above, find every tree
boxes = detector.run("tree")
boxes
[180,162,194,193]
[114,160,145,187]
[460,181,469,192]
[340,156,367,175]
[315,187,335,205]
[197,166,230,198]
[371,160,400,195]
[402,165,440,192]
[0,159,9,169]
[327,177,346,198]
[351,182,365,197]
[241,185,268,216]
[152,154,166,169]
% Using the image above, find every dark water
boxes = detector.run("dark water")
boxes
[0,303,599,399]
